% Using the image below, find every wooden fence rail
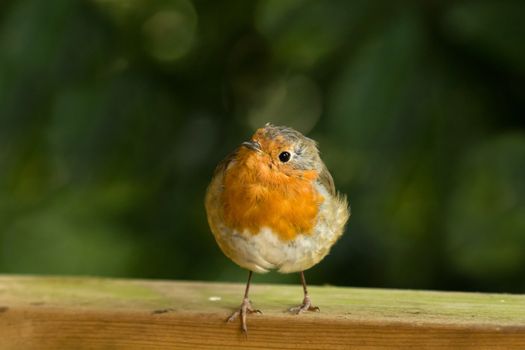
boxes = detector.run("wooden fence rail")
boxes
[0,275,524,349]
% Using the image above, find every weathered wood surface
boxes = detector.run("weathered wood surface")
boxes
[0,275,524,349]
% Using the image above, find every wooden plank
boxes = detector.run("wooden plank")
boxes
[0,275,524,349]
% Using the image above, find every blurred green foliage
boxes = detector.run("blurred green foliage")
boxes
[1,0,524,293]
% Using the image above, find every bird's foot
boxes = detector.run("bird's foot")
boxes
[227,297,262,333]
[289,295,320,314]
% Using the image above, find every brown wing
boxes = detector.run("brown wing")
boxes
[212,147,239,177]
[205,147,239,224]
[318,161,336,196]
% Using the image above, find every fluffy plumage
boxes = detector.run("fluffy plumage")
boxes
[205,123,350,273]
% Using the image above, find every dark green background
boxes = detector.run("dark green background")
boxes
[1,0,524,293]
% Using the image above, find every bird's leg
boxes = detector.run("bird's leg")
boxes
[226,271,262,333]
[289,271,320,314]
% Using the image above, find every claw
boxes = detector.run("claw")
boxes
[289,295,320,314]
[227,297,262,333]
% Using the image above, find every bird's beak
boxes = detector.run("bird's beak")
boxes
[242,140,262,153]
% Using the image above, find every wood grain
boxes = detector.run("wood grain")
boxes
[0,275,524,349]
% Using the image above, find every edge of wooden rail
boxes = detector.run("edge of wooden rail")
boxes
[1,275,524,349]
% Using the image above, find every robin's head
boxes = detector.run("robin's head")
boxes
[238,124,321,177]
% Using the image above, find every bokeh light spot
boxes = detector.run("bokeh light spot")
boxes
[247,75,321,134]
[142,1,197,62]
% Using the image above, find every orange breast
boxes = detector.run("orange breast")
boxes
[221,154,323,241]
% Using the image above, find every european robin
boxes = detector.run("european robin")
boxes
[205,123,350,333]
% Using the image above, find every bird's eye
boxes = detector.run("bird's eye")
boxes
[278,151,291,163]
